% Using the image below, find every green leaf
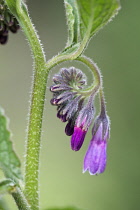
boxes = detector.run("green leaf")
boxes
[61,43,80,55]
[4,0,18,15]
[4,0,28,19]
[64,1,75,46]
[0,107,23,184]
[0,179,16,195]
[64,0,80,47]
[64,0,120,46]
[77,0,120,39]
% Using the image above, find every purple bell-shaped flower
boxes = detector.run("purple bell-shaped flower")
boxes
[71,105,94,151]
[83,114,110,175]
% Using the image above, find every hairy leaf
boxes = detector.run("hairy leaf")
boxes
[5,0,28,20]
[64,0,80,47]
[0,107,22,184]
[64,0,120,46]
[4,0,18,15]
[61,43,80,55]
[65,1,75,46]
[77,0,120,39]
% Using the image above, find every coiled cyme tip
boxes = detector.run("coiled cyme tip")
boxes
[50,66,96,150]
[50,67,88,131]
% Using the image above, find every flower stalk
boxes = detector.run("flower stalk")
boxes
[99,88,106,116]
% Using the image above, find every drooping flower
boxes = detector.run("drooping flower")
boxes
[71,127,87,151]
[71,105,94,151]
[83,114,110,175]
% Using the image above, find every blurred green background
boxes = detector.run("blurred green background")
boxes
[0,0,140,210]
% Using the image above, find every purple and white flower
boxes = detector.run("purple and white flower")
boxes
[71,106,94,151]
[83,115,110,175]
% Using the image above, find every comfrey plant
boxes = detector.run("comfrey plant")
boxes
[0,0,120,210]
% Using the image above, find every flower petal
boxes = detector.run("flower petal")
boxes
[83,123,107,175]
[97,141,107,174]
[71,127,86,151]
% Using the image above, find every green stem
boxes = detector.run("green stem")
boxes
[12,187,31,210]
[99,88,106,116]
[76,56,101,96]
[15,3,47,210]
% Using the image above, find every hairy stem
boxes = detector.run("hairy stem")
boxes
[12,187,31,210]
[15,3,47,210]
[76,55,101,95]
[99,88,106,116]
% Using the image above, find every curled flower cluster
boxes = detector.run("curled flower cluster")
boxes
[50,67,110,175]
[0,0,20,45]
[50,67,89,138]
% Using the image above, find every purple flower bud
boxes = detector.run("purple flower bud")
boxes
[57,106,68,122]
[50,98,60,105]
[61,68,71,83]
[57,112,67,122]
[2,25,8,36]
[59,67,87,88]
[65,119,75,136]
[56,91,74,105]
[62,95,81,119]
[83,115,110,175]
[0,35,8,44]
[53,75,64,84]
[71,105,94,151]
[71,127,87,151]
[50,84,72,92]
[92,114,110,139]
[76,71,83,81]
[76,106,94,131]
